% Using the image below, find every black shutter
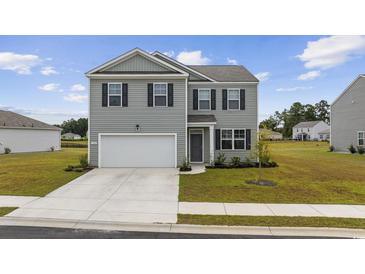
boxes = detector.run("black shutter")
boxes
[222,89,227,110]
[240,89,246,110]
[193,89,198,110]
[215,129,221,150]
[246,129,251,150]
[211,89,216,110]
[168,83,174,107]
[102,83,108,107]
[122,83,128,107]
[147,83,153,107]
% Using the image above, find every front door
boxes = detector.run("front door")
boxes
[190,131,203,163]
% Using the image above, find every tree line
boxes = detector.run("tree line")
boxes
[54,118,88,137]
[259,100,330,138]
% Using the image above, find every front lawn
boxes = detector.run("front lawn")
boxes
[178,214,365,230]
[180,141,365,204]
[0,148,87,196]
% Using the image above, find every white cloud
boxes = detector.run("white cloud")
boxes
[255,72,270,81]
[297,35,365,70]
[38,83,61,92]
[63,93,88,103]
[297,70,321,81]
[70,84,86,92]
[0,52,41,74]
[40,66,58,76]
[227,58,238,65]
[276,86,313,92]
[163,50,175,58]
[176,50,210,65]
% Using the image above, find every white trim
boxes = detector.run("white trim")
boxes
[152,51,217,82]
[87,74,188,79]
[189,81,259,85]
[185,78,188,159]
[98,133,177,168]
[357,131,364,146]
[87,78,90,163]
[221,128,246,150]
[197,88,211,111]
[227,88,240,110]
[107,82,123,107]
[0,127,60,131]
[332,74,365,107]
[86,48,189,76]
[189,128,204,163]
[209,125,215,164]
[153,82,168,107]
[188,122,216,127]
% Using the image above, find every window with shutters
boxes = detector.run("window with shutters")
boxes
[227,89,240,110]
[198,89,211,110]
[221,128,246,150]
[108,83,122,106]
[358,131,364,146]
[153,83,167,107]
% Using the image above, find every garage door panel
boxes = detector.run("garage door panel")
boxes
[100,135,175,168]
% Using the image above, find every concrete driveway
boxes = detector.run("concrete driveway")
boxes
[8,168,179,223]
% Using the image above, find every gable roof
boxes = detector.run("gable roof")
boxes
[293,121,323,128]
[86,48,188,76]
[318,128,330,134]
[189,65,259,82]
[62,132,81,137]
[0,110,60,130]
[331,74,365,107]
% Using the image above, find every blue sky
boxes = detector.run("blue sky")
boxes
[1,35,364,124]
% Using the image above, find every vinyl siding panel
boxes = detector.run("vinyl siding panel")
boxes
[104,54,172,72]
[89,79,186,166]
[331,77,365,151]
[188,83,258,161]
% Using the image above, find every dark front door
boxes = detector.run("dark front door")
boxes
[190,133,203,162]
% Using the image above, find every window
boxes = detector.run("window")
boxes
[154,83,167,107]
[358,131,364,146]
[198,89,211,110]
[228,89,240,110]
[308,128,310,132]
[108,83,122,106]
[296,129,298,132]
[221,129,246,150]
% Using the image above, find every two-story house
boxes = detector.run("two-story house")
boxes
[292,121,329,141]
[86,48,258,168]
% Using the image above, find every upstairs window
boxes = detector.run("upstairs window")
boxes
[108,83,122,106]
[228,89,240,110]
[154,83,167,107]
[198,89,211,110]
[358,131,364,146]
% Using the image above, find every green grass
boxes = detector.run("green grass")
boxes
[61,140,88,148]
[180,141,365,204]
[0,207,17,216]
[0,148,87,196]
[178,214,365,229]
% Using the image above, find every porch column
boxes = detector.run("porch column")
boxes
[209,125,215,164]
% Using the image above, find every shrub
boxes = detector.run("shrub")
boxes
[258,142,271,164]
[50,146,55,152]
[79,154,88,169]
[4,147,11,154]
[180,157,191,171]
[230,156,241,167]
[64,166,73,172]
[215,152,226,166]
[348,144,357,154]
[329,145,334,152]
[357,146,365,155]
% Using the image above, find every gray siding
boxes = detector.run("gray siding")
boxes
[331,77,365,151]
[188,83,258,161]
[89,78,186,166]
[105,54,172,72]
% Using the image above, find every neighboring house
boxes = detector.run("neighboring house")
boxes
[62,132,81,140]
[292,121,329,141]
[0,110,61,153]
[260,129,283,140]
[331,74,365,151]
[86,48,258,168]
[318,129,330,141]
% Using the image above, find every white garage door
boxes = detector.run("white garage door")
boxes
[99,134,176,168]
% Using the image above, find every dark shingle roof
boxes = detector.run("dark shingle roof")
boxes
[293,121,322,128]
[0,110,60,130]
[188,115,216,123]
[188,65,259,82]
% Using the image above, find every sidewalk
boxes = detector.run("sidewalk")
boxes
[179,202,365,218]
[0,195,39,207]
